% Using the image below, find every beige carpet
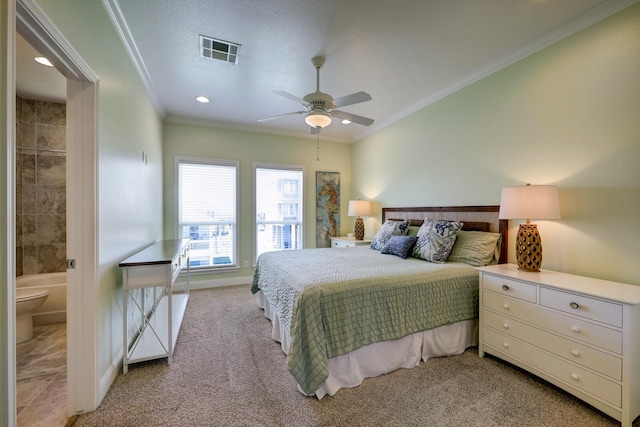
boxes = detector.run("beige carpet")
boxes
[74,285,636,427]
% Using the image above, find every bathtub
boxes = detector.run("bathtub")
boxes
[16,272,67,325]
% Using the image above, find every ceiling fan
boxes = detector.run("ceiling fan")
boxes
[258,56,374,134]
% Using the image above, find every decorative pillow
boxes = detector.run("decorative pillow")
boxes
[406,225,421,237]
[381,235,418,259]
[411,219,463,262]
[370,220,410,251]
[447,231,502,267]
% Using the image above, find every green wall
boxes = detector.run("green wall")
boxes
[352,4,640,285]
[162,122,352,286]
[34,0,164,378]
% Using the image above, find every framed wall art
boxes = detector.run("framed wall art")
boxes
[315,171,340,247]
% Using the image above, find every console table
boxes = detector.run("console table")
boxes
[120,239,190,373]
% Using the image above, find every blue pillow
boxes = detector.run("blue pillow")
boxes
[381,235,418,259]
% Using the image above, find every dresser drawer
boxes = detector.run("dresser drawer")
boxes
[482,274,536,303]
[483,291,622,354]
[483,328,622,407]
[540,287,622,328]
[483,309,621,380]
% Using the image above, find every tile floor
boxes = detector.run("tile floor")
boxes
[16,322,69,427]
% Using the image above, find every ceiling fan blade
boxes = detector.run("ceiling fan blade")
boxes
[258,111,306,122]
[309,126,321,135]
[332,91,372,108]
[272,90,311,107]
[331,110,374,126]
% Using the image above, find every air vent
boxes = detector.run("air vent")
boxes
[199,35,240,64]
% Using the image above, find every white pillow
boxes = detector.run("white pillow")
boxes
[411,219,463,262]
[370,220,410,251]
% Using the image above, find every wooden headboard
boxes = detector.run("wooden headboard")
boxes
[382,206,508,264]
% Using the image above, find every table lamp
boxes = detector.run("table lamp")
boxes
[348,200,371,240]
[499,184,560,272]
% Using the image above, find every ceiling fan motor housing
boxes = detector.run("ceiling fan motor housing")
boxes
[303,91,335,110]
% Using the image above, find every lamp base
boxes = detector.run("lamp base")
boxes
[354,217,365,240]
[516,223,543,272]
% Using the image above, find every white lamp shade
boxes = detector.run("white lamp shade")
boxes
[305,110,332,128]
[348,200,371,217]
[499,185,561,220]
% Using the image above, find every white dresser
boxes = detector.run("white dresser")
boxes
[477,264,640,427]
[330,236,372,248]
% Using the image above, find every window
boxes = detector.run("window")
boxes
[177,158,238,271]
[255,164,304,259]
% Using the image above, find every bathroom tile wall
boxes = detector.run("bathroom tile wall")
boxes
[16,96,67,276]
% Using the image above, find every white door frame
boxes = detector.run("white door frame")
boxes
[1,0,18,425]
[5,1,99,423]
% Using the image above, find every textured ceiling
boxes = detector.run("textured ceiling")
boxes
[16,0,635,142]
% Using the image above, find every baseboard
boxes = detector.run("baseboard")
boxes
[33,311,66,325]
[189,275,253,290]
[99,350,123,405]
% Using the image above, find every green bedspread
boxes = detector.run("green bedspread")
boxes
[251,246,479,394]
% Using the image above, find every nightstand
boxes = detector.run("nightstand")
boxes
[330,236,372,248]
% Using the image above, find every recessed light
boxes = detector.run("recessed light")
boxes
[195,96,210,103]
[341,119,351,125]
[34,56,53,67]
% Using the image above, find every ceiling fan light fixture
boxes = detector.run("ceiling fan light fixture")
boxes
[305,110,332,128]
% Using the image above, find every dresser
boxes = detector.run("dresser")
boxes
[120,239,190,373]
[330,236,372,248]
[477,264,640,427]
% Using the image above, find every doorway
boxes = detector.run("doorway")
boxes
[2,1,100,425]
[15,32,68,424]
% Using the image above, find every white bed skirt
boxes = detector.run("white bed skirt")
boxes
[257,290,478,399]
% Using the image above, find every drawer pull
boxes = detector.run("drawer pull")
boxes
[501,284,509,291]
[571,326,581,333]
[502,323,509,330]
[503,342,510,349]
[570,373,580,381]
[570,302,580,310]
[571,349,580,357]
[502,304,510,310]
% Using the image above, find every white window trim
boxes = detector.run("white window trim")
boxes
[253,162,305,263]
[176,156,240,273]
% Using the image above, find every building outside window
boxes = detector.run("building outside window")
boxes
[255,164,304,260]
[177,157,238,270]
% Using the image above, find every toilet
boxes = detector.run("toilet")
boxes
[16,288,50,343]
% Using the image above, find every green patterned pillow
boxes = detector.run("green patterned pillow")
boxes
[406,225,421,237]
[447,230,502,266]
[411,219,463,262]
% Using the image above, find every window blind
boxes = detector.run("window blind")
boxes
[178,159,238,269]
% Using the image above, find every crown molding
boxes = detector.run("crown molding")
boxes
[101,0,164,116]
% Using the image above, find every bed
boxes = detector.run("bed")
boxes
[251,206,507,398]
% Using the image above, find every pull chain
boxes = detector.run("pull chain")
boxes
[316,133,320,162]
